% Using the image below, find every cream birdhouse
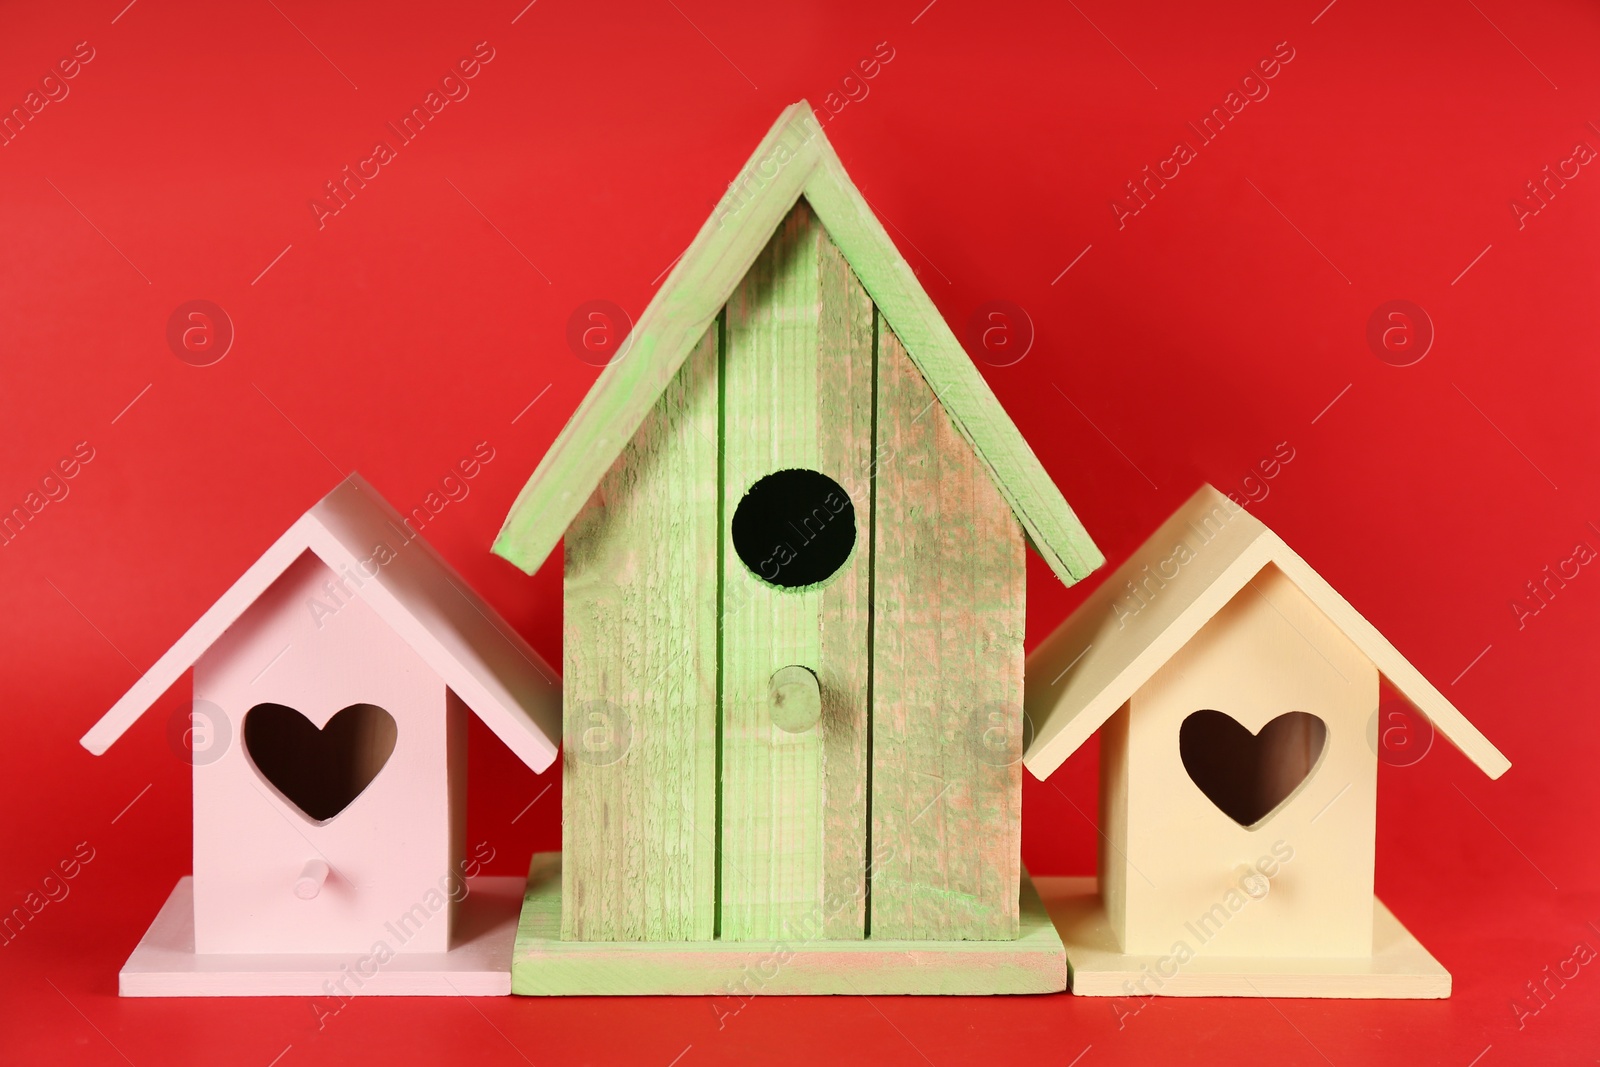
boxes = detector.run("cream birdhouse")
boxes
[1025,485,1509,998]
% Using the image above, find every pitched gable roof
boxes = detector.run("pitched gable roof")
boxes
[1022,484,1510,781]
[492,100,1103,588]
[80,474,561,772]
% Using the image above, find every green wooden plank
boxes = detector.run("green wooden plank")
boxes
[560,326,721,941]
[719,200,872,942]
[513,852,1066,995]
[870,319,1027,940]
[814,205,876,938]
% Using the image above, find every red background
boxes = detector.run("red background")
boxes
[3,0,1598,1063]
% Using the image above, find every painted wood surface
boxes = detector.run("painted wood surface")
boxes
[869,322,1027,941]
[1042,876,1449,999]
[561,326,722,942]
[494,104,822,578]
[1024,484,1509,781]
[513,854,1065,995]
[80,472,561,773]
[719,200,872,942]
[493,100,1103,591]
[1097,705,1131,951]
[1116,563,1378,958]
[121,876,523,997]
[800,139,1101,587]
[191,551,463,956]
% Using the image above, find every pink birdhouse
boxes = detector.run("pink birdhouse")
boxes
[79,474,561,996]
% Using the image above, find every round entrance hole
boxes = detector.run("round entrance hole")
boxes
[731,468,856,589]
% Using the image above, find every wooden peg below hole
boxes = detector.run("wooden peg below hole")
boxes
[769,665,822,733]
[294,859,330,900]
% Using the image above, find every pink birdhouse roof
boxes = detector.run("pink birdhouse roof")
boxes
[79,473,561,772]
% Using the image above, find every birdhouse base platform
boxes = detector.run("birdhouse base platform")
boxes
[117,875,525,997]
[1039,877,1450,999]
[511,853,1067,995]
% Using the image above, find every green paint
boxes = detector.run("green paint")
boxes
[717,200,871,942]
[863,304,879,939]
[513,852,1066,995]
[559,326,721,942]
[714,304,727,942]
[868,322,1028,940]
[544,107,1064,952]
[492,101,1102,591]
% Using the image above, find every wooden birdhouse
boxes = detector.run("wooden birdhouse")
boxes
[493,102,1104,995]
[1024,485,1510,998]
[79,474,561,997]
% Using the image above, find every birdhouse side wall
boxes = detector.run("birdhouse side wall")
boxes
[1098,704,1132,944]
[192,551,463,956]
[1112,563,1379,959]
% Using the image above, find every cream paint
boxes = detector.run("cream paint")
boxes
[1028,484,1508,997]
[1112,563,1378,959]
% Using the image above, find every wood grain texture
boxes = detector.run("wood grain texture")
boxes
[513,854,1066,995]
[719,200,873,942]
[493,100,1104,593]
[800,145,1102,588]
[493,103,822,576]
[561,326,721,942]
[870,321,1027,941]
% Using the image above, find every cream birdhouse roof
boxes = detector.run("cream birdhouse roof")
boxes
[1023,483,1510,781]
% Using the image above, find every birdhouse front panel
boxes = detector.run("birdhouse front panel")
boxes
[1102,563,1379,959]
[192,551,466,956]
[561,199,1027,945]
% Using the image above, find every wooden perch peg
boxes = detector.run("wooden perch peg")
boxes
[294,859,330,900]
[769,665,822,734]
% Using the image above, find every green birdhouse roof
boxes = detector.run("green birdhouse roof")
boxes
[493,100,1104,588]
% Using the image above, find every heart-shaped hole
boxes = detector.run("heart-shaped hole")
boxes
[1179,710,1327,828]
[244,703,397,822]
